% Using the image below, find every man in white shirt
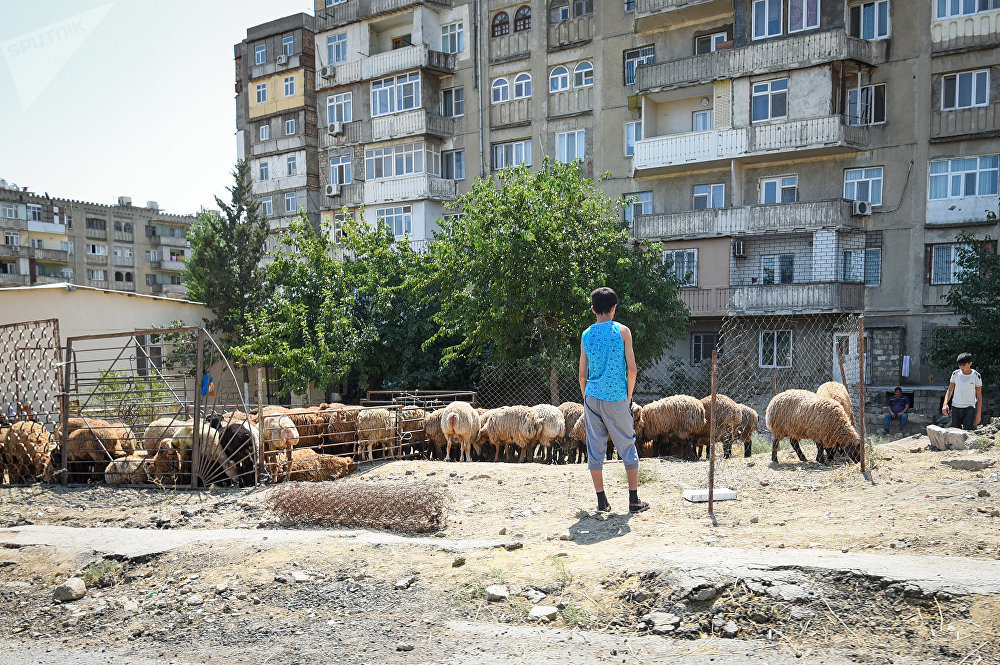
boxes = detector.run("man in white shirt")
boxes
[942,352,983,430]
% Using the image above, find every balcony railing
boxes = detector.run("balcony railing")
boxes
[89,280,110,289]
[931,101,1000,141]
[0,273,29,286]
[316,45,456,89]
[153,235,189,248]
[85,227,108,240]
[113,231,134,243]
[159,258,186,272]
[489,30,531,63]
[931,11,1000,52]
[33,275,67,285]
[0,217,27,231]
[635,200,858,240]
[112,256,136,267]
[326,182,364,207]
[85,254,108,266]
[113,280,137,292]
[548,86,593,118]
[32,247,70,263]
[730,282,864,314]
[316,0,451,31]
[149,284,164,294]
[635,0,731,28]
[0,245,23,259]
[635,30,887,93]
[548,14,594,49]
[250,135,308,157]
[363,174,457,205]
[322,120,372,148]
[490,98,532,128]
[679,287,731,317]
[370,109,455,142]
[634,116,868,174]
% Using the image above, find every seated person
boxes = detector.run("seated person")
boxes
[883,386,909,435]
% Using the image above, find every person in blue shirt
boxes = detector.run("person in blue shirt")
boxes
[578,287,647,514]
[883,386,909,435]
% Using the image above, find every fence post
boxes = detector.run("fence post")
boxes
[858,316,867,474]
[257,366,266,486]
[708,350,718,515]
[190,328,205,488]
[60,339,72,485]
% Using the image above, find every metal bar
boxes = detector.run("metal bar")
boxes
[65,326,200,344]
[60,338,72,485]
[257,366,265,486]
[836,338,855,424]
[858,316,867,473]
[190,328,204,488]
[708,349,718,514]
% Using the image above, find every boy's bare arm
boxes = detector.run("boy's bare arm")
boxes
[976,385,983,424]
[579,347,588,399]
[621,325,638,403]
[942,382,955,414]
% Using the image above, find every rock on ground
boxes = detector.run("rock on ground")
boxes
[52,578,86,602]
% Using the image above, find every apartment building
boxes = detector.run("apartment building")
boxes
[0,181,195,298]
[236,0,1000,389]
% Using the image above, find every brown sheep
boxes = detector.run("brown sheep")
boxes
[64,420,137,482]
[104,452,149,484]
[3,421,55,484]
[147,442,183,485]
[140,416,183,452]
[816,382,853,419]
[285,408,328,449]
[0,426,7,482]
[440,401,481,462]
[356,408,396,462]
[566,402,643,463]
[424,408,447,460]
[727,404,759,459]
[482,406,543,463]
[321,406,362,456]
[691,395,741,461]
[399,407,427,456]
[638,395,706,458]
[269,449,356,482]
[558,402,585,463]
[530,405,566,464]
[765,389,861,464]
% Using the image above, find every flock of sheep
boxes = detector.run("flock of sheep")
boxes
[0,381,861,487]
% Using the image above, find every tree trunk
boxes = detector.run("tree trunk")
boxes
[549,365,560,405]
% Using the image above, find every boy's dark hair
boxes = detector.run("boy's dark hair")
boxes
[957,352,973,365]
[591,287,618,315]
[894,386,902,392]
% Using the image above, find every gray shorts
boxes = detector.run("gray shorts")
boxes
[584,395,639,471]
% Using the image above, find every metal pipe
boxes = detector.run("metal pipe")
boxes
[708,350,718,514]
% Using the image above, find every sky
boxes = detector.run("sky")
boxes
[0,0,313,215]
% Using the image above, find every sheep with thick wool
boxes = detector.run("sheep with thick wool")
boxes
[140,416,183,452]
[530,404,566,464]
[356,408,397,462]
[147,441,183,485]
[727,404,759,459]
[424,408,447,460]
[104,452,149,484]
[398,407,427,456]
[259,413,300,480]
[440,401,480,462]
[285,408,329,449]
[638,395,706,458]
[64,419,137,482]
[816,382,853,418]
[269,448,357,482]
[2,421,55,483]
[482,406,543,463]
[322,406,362,454]
[765,389,861,464]
[566,402,642,463]
[171,420,244,485]
[558,402,584,463]
[690,395,741,461]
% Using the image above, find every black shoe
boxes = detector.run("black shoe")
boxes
[629,501,650,514]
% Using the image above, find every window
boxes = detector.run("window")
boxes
[146,249,158,261]
[752,78,787,121]
[847,84,886,125]
[85,218,105,230]
[549,66,569,92]
[550,0,570,21]
[623,191,653,225]
[86,244,107,255]
[664,248,698,287]
[624,46,655,85]
[285,118,295,135]
[760,175,797,203]
[365,141,440,180]
[254,44,266,65]
[760,330,793,368]
[282,36,294,57]
[442,22,464,53]
[556,130,585,163]
[695,32,728,54]
[929,156,999,199]
[87,269,106,282]
[942,70,989,110]
[844,167,884,205]
[931,243,972,284]
[625,121,642,157]
[513,73,532,99]
[4,232,18,247]
[492,12,510,37]
[762,254,795,284]
[442,87,465,117]
[691,333,719,366]
[693,109,713,131]
[326,0,347,6]
[693,184,725,209]
[625,0,636,9]
[259,162,269,181]
[371,72,421,117]
[392,35,412,49]
[124,223,132,233]
[788,0,820,32]
[283,75,295,97]
[261,197,273,216]
[753,0,783,39]
[284,192,297,213]
[27,204,42,221]
[30,237,43,249]
[492,77,510,103]
[443,150,466,180]
[65,215,72,229]
[255,83,267,104]
[330,155,352,185]
[493,139,532,169]
[377,205,412,237]
[328,33,347,64]
[843,249,864,282]
[259,124,269,141]
[514,6,532,31]
[327,92,353,123]
[937,0,1000,17]
[573,0,594,16]
[287,155,297,176]
[1,204,14,218]
[849,1,890,39]
[574,61,594,87]
[865,248,882,286]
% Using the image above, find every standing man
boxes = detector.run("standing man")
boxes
[942,352,983,430]
[883,386,910,436]
[579,287,648,514]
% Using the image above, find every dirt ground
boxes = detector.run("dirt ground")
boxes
[1,434,999,663]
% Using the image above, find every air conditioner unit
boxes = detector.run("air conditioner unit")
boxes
[276,54,288,65]
[328,121,344,136]
[731,239,746,258]
[852,200,873,216]
[321,64,336,79]
[10,245,21,253]
[325,183,341,197]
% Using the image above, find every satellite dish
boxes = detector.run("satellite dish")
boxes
[0,179,7,189]
[8,183,17,192]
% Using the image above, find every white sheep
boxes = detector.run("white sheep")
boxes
[171,421,238,484]
[440,401,480,462]
[765,389,860,464]
[483,406,544,463]
[638,395,706,458]
[356,408,397,462]
[530,404,566,464]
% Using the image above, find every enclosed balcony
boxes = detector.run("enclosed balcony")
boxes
[930,100,1000,142]
[363,174,456,205]
[548,14,593,50]
[635,30,887,94]
[729,282,864,314]
[634,200,860,240]
[634,0,732,33]
[371,109,455,142]
[315,0,452,31]
[316,45,455,89]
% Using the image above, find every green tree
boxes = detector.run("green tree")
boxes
[426,158,689,402]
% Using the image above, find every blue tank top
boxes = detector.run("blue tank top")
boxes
[582,320,627,401]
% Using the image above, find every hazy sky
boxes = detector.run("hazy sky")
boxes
[0,0,312,215]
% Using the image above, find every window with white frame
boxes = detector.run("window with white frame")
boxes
[929,155,999,199]
[282,35,294,57]
[694,183,725,209]
[574,61,594,87]
[371,72,421,116]
[624,121,642,157]
[695,32,728,54]
[261,197,273,216]
[942,70,989,110]
[931,243,972,284]
[327,92,352,123]
[327,33,347,64]
[623,191,653,225]
[284,192,297,213]
[145,249,158,261]
[844,167,884,205]
[550,0,570,22]
[261,124,272,141]
[441,22,464,54]
[549,66,569,92]
[254,44,266,65]
[849,1,890,39]
[287,155,297,176]
[326,0,347,6]
[442,87,465,116]
[788,0,820,32]
[760,175,797,203]
[27,204,42,221]
[762,254,795,284]
[330,155,352,185]
[624,46,655,85]
[285,118,295,135]
[86,243,107,255]
[1,203,14,219]
[377,205,412,237]
[664,248,698,287]
[30,237,43,249]
[4,231,19,247]
[752,78,787,121]
[493,139,532,169]
[87,269,106,282]
[692,109,713,130]
[443,150,466,180]
[753,0,783,39]
[255,82,267,104]
[513,73,532,99]
[491,77,510,103]
[847,83,886,125]
[365,141,441,180]
[556,130,585,163]
[283,75,295,97]
[0,261,17,275]
[259,162,269,181]
[691,333,719,366]
[936,0,1000,18]
[865,247,882,286]
[760,330,793,368]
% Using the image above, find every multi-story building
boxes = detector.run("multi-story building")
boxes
[235,0,1000,390]
[0,181,196,298]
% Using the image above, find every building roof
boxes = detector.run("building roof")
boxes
[0,282,205,306]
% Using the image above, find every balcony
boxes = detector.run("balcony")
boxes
[633,116,869,175]
[251,135,308,158]
[113,280,137,292]
[253,173,308,195]
[322,120,372,148]
[0,273,29,286]
[251,53,305,81]
[930,101,1000,141]
[89,280,110,290]
[635,30,887,94]
[158,258,186,272]
[33,275,67,285]
[85,254,108,266]
[85,227,108,240]
[0,245,23,259]
[489,30,530,64]
[112,256,136,267]
[152,235,189,248]
[548,86,593,118]
[371,109,455,142]
[635,200,859,240]
[548,14,594,50]
[325,182,364,207]
[149,284,164,294]
[490,98,532,128]
[32,247,70,263]
[679,287,730,317]
[316,45,456,90]
[28,220,66,235]
[931,10,1000,52]
[113,230,134,243]
[148,259,161,269]
[635,0,732,32]
[363,174,457,205]
[0,217,27,231]
[730,282,864,315]
[316,0,450,31]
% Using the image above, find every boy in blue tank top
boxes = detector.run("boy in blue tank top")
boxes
[578,287,648,513]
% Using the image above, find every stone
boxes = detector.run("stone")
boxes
[767,584,809,603]
[180,507,203,517]
[395,575,416,590]
[927,425,976,451]
[722,621,739,638]
[750,516,760,524]
[498,527,507,535]
[452,556,466,567]
[290,571,312,583]
[185,594,204,607]
[524,588,546,604]
[631,589,651,603]
[690,586,717,602]
[396,643,414,652]
[121,600,139,614]
[485,585,509,602]
[53,578,86,602]
[215,582,228,594]
[980,489,991,497]
[943,459,996,472]
[790,607,815,621]
[528,605,559,621]
[504,541,523,551]
[641,611,681,633]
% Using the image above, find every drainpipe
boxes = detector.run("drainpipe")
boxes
[475,0,486,177]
